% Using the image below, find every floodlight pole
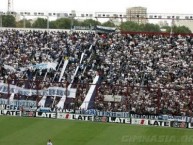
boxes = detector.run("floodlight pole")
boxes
[137,14,139,24]
[170,18,174,37]
[0,14,2,27]
[71,16,74,30]
[23,15,26,28]
[47,15,49,29]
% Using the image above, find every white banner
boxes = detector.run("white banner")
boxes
[147,120,170,127]
[104,95,122,102]
[59,59,69,82]
[80,75,99,110]
[131,119,148,125]
[56,96,66,109]
[0,110,21,116]
[57,113,94,121]
[131,119,171,127]
[0,83,76,98]
[31,62,57,70]
[0,98,8,105]
[0,99,37,107]
[12,100,36,107]
[108,117,130,124]
[36,112,56,118]
[3,65,16,72]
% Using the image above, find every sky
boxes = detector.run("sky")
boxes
[0,0,193,14]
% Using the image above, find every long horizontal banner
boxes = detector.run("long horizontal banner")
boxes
[95,25,117,33]
[22,111,36,117]
[0,83,76,98]
[36,112,56,119]
[0,110,22,116]
[94,116,131,124]
[0,110,56,119]
[76,109,130,118]
[31,62,57,70]
[1,110,193,129]
[130,113,187,122]
[3,65,16,72]
[74,26,94,30]
[131,118,193,129]
[57,113,94,121]
[57,113,131,124]
[131,119,170,127]
[0,99,36,107]
[3,62,57,72]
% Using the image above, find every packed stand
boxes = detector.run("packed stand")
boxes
[0,29,97,109]
[0,29,193,116]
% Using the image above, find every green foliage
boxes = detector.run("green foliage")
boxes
[121,21,192,33]
[1,15,192,34]
[16,19,31,28]
[102,21,115,27]
[120,21,161,32]
[141,23,161,32]
[32,18,48,28]
[37,18,100,29]
[2,15,16,27]
[120,21,142,32]
[48,18,101,29]
[161,26,171,32]
[162,25,192,34]
[54,18,72,29]
[49,21,57,29]
[80,19,101,26]
[173,26,191,33]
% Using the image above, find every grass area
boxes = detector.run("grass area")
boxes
[0,116,193,145]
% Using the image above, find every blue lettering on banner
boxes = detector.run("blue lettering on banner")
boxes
[0,99,8,105]
[31,90,37,96]
[0,99,36,107]
[79,110,130,118]
[0,83,76,98]
[130,114,188,122]
[2,86,8,93]
[10,88,15,93]
[84,109,97,115]
[0,85,3,92]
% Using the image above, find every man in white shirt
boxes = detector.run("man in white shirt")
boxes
[47,139,53,145]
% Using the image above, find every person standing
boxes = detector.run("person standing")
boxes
[47,139,53,145]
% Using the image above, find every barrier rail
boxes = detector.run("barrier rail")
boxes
[0,108,193,129]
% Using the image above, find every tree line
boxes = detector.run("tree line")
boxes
[1,15,192,34]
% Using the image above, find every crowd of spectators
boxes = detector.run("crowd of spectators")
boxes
[0,29,193,116]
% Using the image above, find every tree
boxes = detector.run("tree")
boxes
[173,26,192,34]
[80,19,101,27]
[102,21,115,27]
[72,19,80,26]
[140,23,161,32]
[120,21,162,32]
[120,21,141,32]
[16,19,31,28]
[54,18,72,29]
[32,18,48,28]
[161,26,171,32]
[2,15,16,27]
[163,25,192,34]
[49,21,57,29]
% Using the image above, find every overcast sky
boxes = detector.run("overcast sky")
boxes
[0,0,193,14]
